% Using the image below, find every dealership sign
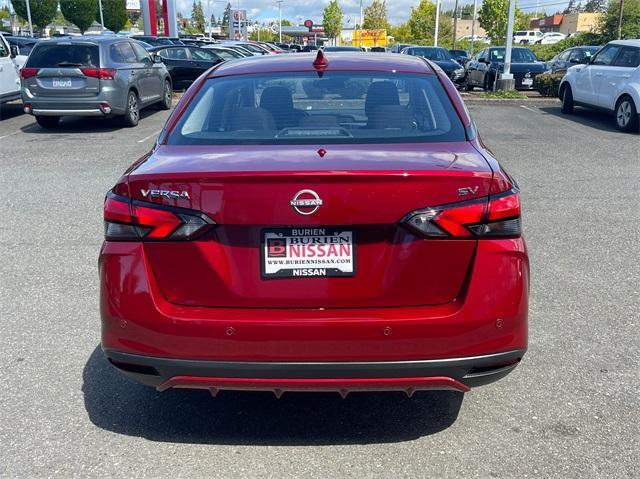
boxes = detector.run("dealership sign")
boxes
[229,9,248,41]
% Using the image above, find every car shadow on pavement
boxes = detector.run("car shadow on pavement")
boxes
[82,346,464,445]
[537,106,621,133]
[0,101,25,121]
[18,108,163,134]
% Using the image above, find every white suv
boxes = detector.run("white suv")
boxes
[513,31,544,44]
[560,40,640,132]
[0,32,21,105]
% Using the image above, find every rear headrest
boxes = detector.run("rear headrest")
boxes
[260,86,294,112]
[230,107,276,131]
[364,81,400,117]
[368,105,414,130]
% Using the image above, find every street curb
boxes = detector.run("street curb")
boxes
[463,98,560,106]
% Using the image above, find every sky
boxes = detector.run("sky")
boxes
[1,0,572,27]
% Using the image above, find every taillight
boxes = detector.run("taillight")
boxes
[402,188,521,239]
[20,67,39,79]
[81,68,116,80]
[104,192,215,241]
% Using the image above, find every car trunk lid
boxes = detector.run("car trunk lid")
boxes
[126,143,493,308]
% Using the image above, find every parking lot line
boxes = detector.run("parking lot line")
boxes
[137,130,162,144]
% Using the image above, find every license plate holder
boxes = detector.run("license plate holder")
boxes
[261,227,356,279]
[52,78,73,88]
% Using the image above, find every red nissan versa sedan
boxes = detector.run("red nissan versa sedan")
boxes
[100,51,529,397]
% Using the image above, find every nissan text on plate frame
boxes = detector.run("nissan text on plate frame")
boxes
[100,51,529,397]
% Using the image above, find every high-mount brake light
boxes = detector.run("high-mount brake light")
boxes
[402,188,521,239]
[103,192,215,241]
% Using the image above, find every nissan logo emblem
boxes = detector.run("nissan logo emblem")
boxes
[290,189,323,215]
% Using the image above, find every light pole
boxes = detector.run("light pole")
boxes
[498,0,517,90]
[25,0,33,36]
[277,0,283,43]
[434,0,440,47]
[470,0,478,54]
[98,0,105,30]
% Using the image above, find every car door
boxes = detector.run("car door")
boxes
[550,49,570,73]
[0,34,20,100]
[131,41,162,102]
[188,47,223,74]
[156,47,191,87]
[572,44,622,105]
[110,41,146,102]
[467,50,485,85]
[599,46,640,110]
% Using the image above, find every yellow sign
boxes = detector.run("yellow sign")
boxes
[352,29,388,47]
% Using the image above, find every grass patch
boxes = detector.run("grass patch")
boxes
[479,89,527,99]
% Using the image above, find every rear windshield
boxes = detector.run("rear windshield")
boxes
[27,43,99,68]
[167,72,466,146]
[407,48,452,61]
[490,48,537,63]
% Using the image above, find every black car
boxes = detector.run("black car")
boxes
[449,49,469,66]
[545,45,601,74]
[3,35,38,56]
[149,45,224,89]
[323,46,363,52]
[301,45,319,52]
[401,46,466,85]
[390,43,413,53]
[465,46,547,91]
[132,36,178,47]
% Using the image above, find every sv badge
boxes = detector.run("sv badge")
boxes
[458,186,479,196]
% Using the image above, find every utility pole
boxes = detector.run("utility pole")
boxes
[498,0,517,90]
[359,0,363,48]
[616,0,625,40]
[470,0,478,54]
[277,0,283,43]
[25,0,33,36]
[452,0,459,50]
[98,0,105,29]
[434,0,440,47]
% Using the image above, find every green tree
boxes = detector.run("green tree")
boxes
[407,0,452,46]
[388,22,414,43]
[191,0,205,33]
[323,0,343,43]
[363,0,390,30]
[99,0,127,33]
[583,0,607,12]
[60,0,98,33]
[11,0,58,29]
[598,0,640,40]
[222,2,231,35]
[478,0,523,44]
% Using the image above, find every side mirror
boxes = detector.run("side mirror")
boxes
[10,45,18,58]
[152,54,163,64]
[478,58,488,64]
[569,58,579,64]
[579,57,591,65]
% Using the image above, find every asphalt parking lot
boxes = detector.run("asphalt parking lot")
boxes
[0,100,638,478]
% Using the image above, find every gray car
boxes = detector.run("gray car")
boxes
[21,36,172,128]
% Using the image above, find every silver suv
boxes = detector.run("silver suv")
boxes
[21,36,172,128]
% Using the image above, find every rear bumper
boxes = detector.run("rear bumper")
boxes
[105,349,525,394]
[31,107,105,117]
[100,238,529,392]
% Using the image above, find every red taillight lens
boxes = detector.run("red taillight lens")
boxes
[81,68,116,80]
[20,67,39,79]
[402,189,521,239]
[104,192,215,241]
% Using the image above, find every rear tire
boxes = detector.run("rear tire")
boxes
[158,80,172,110]
[122,90,140,127]
[561,85,574,114]
[35,116,60,129]
[614,96,639,133]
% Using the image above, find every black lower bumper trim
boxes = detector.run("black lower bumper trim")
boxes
[104,349,526,389]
